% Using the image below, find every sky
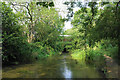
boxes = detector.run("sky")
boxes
[63,7,80,30]
[53,0,80,31]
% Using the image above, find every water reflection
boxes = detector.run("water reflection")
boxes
[3,54,104,78]
[62,59,72,78]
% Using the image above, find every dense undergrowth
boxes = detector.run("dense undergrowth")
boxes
[71,40,118,65]
[1,2,64,65]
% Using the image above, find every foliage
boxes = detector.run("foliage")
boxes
[36,2,54,7]
[32,42,55,59]
[2,2,33,65]
[34,7,64,48]
[70,2,119,65]
[90,4,120,42]
[71,49,86,62]
[2,1,119,66]
[71,39,118,66]
[2,2,64,65]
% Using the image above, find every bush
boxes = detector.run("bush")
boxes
[71,49,86,62]
[71,39,118,66]
[2,37,33,65]
[71,48,105,66]
[85,48,105,66]
[55,41,64,52]
[32,42,56,59]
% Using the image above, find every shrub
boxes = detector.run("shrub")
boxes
[71,49,86,62]
[2,37,33,64]
[32,42,57,59]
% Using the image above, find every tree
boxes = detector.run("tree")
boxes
[2,2,33,64]
[34,7,64,48]
[90,2,120,63]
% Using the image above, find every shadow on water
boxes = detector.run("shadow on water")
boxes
[3,53,104,78]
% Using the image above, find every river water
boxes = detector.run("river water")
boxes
[2,53,103,78]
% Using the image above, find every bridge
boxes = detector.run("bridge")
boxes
[58,35,72,52]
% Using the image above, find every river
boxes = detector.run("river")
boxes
[2,53,104,78]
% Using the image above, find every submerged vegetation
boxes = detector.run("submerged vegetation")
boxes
[1,1,119,79]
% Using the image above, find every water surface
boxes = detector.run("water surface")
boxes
[3,54,102,78]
